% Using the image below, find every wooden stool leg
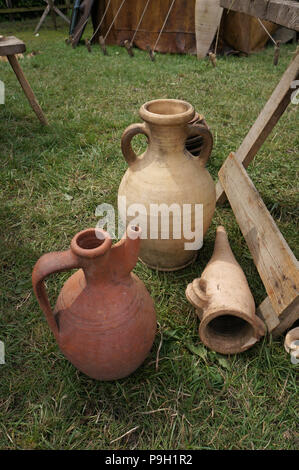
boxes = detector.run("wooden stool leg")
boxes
[7,54,48,126]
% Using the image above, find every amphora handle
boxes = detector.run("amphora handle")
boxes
[32,250,80,339]
[187,124,213,166]
[121,123,150,165]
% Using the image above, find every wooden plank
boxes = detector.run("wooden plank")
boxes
[257,297,280,332]
[220,0,299,31]
[195,0,223,59]
[216,47,299,204]
[0,36,26,56]
[257,295,299,336]
[218,152,299,317]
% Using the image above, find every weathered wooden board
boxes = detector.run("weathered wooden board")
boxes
[218,152,299,333]
[195,0,223,59]
[0,36,26,56]
[257,295,299,336]
[216,48,299,204]
[220,0,299,31]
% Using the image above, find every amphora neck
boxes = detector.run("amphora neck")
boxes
[140,99,195,157]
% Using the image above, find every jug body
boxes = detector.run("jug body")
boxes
[32,226,157,380]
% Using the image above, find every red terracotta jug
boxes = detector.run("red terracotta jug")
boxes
[32,225,157,380]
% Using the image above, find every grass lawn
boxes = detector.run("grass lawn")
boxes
[0,17,298,450]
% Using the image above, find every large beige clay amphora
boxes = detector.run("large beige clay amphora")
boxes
[118,99,216,271]
[186,226,266,354]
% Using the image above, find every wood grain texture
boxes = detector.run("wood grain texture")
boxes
[195,0,223,58]
[220,0,299,31]
[218,152,299,319]
[257,295,299,336]
[0,36,25,56]
[257,297,280,332]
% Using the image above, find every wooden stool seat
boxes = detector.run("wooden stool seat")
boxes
[0,36,26,56]
[0,35,48,125]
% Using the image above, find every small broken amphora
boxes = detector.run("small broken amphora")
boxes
[32,226,157,380]
[186,226,266,354]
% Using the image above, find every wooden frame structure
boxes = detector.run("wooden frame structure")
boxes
[220,0,299,31]
[217,0,299,336]
[0,36,48,126]
[34,0,71,34]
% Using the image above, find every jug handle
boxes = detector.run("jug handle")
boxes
[121,123,150,165]
[187,124,213,166]
[32,250,80,339]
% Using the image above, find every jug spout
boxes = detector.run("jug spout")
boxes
[70,226,142,282]
[109,225,142,278]
[124,225,142,271]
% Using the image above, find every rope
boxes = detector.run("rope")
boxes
[257,17,278,46]
[130,0,151,46]
[103,0,126,42]
[89,0,112,43]
[153,0,176,52]
[72,17,89,40]
[214,24,220,55]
